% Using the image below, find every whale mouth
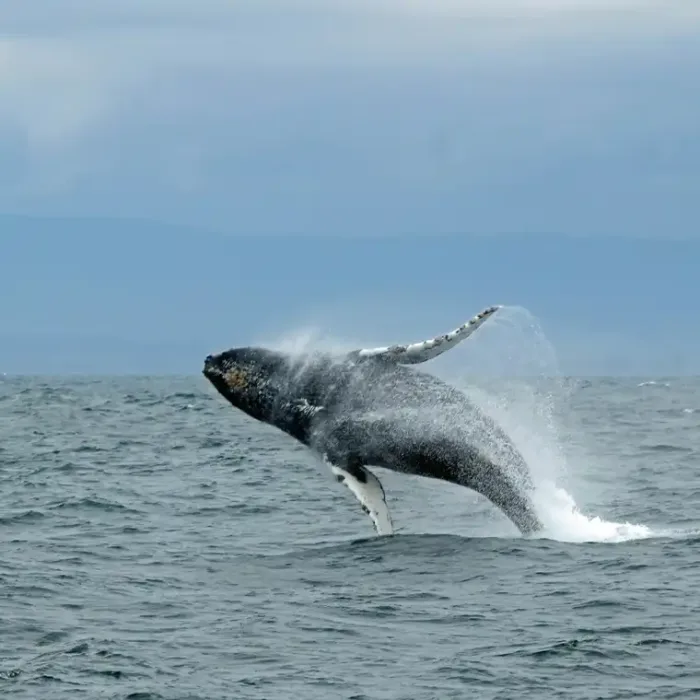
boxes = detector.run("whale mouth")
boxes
[203,354,218,374]
[202,356,227,395]
[203,353,230,381]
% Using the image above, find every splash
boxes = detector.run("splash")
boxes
[462,382,654,543]
[263,305,657,544]
[531,481,652,543]
[261,325,350,357]
[430,306,655,544]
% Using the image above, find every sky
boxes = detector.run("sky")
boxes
[1,1,699,375]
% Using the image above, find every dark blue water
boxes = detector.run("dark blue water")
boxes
[2,375,699,699]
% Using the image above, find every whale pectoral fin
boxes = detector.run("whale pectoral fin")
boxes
[325,457,394,536]
[349,305,501,365]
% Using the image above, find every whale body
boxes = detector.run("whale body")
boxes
[203,305,543,536]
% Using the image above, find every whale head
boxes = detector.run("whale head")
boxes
[203,346,289,423]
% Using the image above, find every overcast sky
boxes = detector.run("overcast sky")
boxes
[1,2,699,374]
[1,0,698,235]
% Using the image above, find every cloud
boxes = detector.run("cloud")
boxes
[0,0,698,232]
[4,1,698,68]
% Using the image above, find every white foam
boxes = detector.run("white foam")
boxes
[530,481,652,543]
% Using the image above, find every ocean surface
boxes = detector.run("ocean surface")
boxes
[2,373,700,699]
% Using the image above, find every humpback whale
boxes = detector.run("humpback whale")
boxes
[202,305,543,536]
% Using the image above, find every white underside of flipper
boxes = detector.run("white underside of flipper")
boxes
[326,459,394,535]
[352,305,502,365]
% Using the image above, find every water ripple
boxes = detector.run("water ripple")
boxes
[1,376,700,699]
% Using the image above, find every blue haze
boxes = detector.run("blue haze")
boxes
[0,3,698,375]
[2,216,699,376]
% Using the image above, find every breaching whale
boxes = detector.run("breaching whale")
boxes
[202,305,543,536]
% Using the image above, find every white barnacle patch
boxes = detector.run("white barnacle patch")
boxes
[297,398,325,416]
[283,398,325,418]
